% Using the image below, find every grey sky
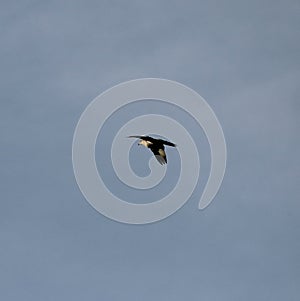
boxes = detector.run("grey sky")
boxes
[1,0,299,300]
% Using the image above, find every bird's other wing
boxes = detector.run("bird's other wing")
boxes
[151,148,167,165]
[158,139,176,147]
[155,155,167,165]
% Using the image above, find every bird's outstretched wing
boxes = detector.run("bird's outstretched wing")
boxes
[127,135,146,139]
[127,135,156,143]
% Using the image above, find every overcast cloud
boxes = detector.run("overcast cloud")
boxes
[1,1,299,300]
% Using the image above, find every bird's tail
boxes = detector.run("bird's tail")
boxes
[160,139,176,147]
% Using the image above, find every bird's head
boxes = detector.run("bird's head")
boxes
[138,140,147,147]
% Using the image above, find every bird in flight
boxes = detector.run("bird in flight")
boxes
[128,135,176,165]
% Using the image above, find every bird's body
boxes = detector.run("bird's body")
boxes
[128,135,176,165]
